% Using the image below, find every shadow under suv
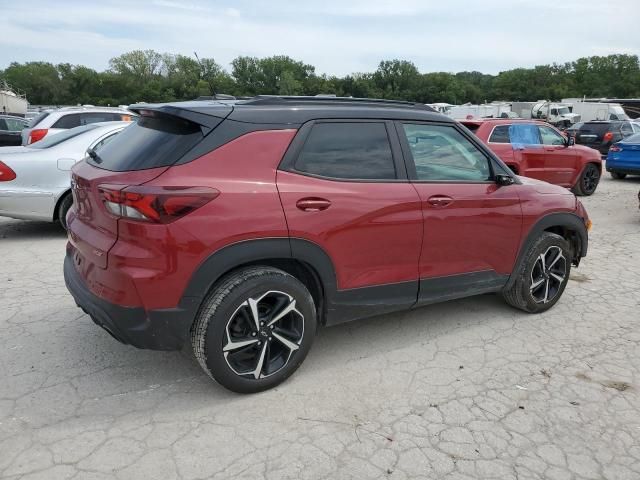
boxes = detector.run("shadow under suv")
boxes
[64,96,591,393]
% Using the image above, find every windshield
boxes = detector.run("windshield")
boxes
[624,133,640,143]
[557,107,571,115]
[27,124,100,149]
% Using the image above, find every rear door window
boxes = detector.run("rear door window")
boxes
[294,122,396,180]
[401,123,491,182]
[88,114,203,171]
[509,124,541,146]
[0,119,7,130]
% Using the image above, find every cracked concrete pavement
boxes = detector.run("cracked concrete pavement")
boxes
[1,175,639,479]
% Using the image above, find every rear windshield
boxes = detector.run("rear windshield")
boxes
[624,133,640,143]
[580,122,621,134]
[28,124,99,149]
[87,114,203,171]
[29,111,50,128]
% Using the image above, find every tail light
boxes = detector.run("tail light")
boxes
[603,132,614,142]
[0,161,16,181]
[28,129,48,144]
[98,185,219,224]
[609,144,622,152]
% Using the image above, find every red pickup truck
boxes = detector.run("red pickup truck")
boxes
[462,119,602,195]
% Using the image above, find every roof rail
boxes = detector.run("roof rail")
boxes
[241,95,436,111]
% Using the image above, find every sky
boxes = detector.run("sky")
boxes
[1,0,638,76]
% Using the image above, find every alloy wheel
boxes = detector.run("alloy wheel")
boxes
[223,290,304,379]
[582,165,599,194]
[530,246,567,304]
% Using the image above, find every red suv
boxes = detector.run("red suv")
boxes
[462,119,602,196]
[65,97,591,393]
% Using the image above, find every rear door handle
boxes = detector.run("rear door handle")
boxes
[296,198,331,212]
[427,195,453,207]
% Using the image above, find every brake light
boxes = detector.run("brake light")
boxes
[603,132,614,142]
[28,129,48,144]
[0,161,16,181]
[98,185,219,223]
[609,144,623,152]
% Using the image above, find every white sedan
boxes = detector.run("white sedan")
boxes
[0,122,129,229]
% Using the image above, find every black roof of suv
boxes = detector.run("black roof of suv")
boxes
[130,96,445,127]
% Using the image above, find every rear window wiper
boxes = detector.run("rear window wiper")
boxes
[86,147,102,164]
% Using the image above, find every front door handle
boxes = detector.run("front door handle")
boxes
[296,197,331,212]
[427,195,453,207]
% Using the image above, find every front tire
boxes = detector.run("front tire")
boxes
[503,232,571,313]
[610,171,627,180]
[191,267,317,393]
[573,163,600,196]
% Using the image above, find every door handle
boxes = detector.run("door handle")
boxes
[296,197,331,212]
[427,195,453,207]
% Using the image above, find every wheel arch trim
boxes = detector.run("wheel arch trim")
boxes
[506,212,588,289]
[180,237,338,308]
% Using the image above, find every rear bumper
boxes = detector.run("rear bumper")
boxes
[605,160,640,175]
[64,252,198,350]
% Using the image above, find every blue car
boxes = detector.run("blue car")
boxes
[607,132,640,179]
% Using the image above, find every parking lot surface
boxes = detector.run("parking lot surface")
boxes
[1,176,639,480]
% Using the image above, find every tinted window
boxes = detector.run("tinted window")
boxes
[0,119,7,130]
[92,131,120,151]
[52,112,126,129]
[402,123,491,182]
[539,126,566,145]
[89,114,203,171]
[489,125,510,143]
[295,122,396,180]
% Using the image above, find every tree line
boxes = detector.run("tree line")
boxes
[1,50,639,107]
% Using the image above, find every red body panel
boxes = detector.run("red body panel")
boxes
[466,119,602,188]
[411,183,523,278]
[67,119,587,319]
[277,171,423,289]
[69,129,296,309]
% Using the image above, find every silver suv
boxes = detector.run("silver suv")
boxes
[22,107,135,145]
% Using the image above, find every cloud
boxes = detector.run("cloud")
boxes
[0,0,638,76]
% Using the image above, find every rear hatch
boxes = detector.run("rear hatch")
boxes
[68,103,232,269]
[576,122,619,146]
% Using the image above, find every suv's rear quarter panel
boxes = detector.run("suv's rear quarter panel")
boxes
[111,129,297,310]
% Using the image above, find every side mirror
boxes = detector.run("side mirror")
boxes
[496,174,515,186]
[567,136,575,146]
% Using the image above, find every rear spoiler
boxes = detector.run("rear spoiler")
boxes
[128,103,234,135]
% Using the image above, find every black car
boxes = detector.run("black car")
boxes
[575,120,636,156]
[0,115,29,147]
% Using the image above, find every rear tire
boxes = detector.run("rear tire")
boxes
[57,193,73,231]
[572,163,600,196]
[610,171,627,180]
[191,266,317,393]
[503,232,571,313]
